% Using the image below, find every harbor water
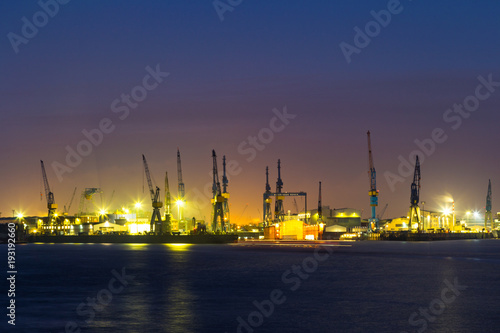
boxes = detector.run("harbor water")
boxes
[4,240,500,332]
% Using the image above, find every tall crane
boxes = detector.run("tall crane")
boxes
[485,179,492,230]
[222,155,230,231]
[64,187,77,215]
[164,171,172,233]
[40,160,57,225]
[211,150,224,232]
[408,156,421,232]
[177,149,185,223]
[263,166,272,226]
[142,154,163,234]
[317,181,323,223]
[274,159,285,222]
[367,131,379,231]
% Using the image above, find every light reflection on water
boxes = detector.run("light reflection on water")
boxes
[13,241,500,333]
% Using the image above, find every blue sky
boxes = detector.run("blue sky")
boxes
[1,0,499,221]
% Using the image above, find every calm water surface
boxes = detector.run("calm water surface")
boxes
[3,240,500,332]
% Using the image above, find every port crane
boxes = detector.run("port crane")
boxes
[317,181,323,223]
[177,149,185,223]
[222,155,230,231]
[408,156,421,231]
[274,159,285,222]
[164,171,172,232]
[40,160,58,225]
[485,179,492,230]
[142,154,163,234]
[211,150,225,232]
[64,187,77,215]
[263,166,272,227]
[367,131,379,232]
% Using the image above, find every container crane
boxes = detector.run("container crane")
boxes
[485,179,492,230]
[164,171,172,233]
[274,159,284,222]
[367,131,379,231]
[222,155,230,231]
[211,150,224,232]
[177,149,185,222]
[263,166,272,226]
[408,156,421,232]
[142,154,163,234]
[40,160,58,225]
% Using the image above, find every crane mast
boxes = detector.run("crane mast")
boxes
[367,131,379,231]
[165,171,172,233]
[222,155,230,231]
[263,166,272,227]
[317,181,323,223]
[274,159,284,222]
[408,156,421,232]
[142,154,163,234]
[40,160,57,225]
[211,150,224,232]
[485,179,492,230]
[177,149,185,223]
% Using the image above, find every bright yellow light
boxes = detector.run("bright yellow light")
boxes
[54,213,58,217]
[165,243,191,251]
[176,200,185,207]
[99,209,107,215]
[442,208,451,215]
[135,202,142,209]
[466,211,471,215]
[16,212,24,219]
[124,208,130,214]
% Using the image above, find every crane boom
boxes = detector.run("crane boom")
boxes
[367,131,376,191]
[142,155,155,201]
[177,148,185,199]
[367,131,379,231]
[40,160,57,225]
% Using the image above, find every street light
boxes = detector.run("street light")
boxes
[176,200,184,222]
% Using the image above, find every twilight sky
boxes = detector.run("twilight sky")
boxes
[1,0,500,223]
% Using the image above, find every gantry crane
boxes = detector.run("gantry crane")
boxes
[211,150,224,232]
[142,154,163,234]
[274,159,285,222]
[317,181,323,223]
[263,166,272,227]
[40,160,58,225]
[408,156,421,232]
[164,171,172,232]
[222,155,230,231]
[367,131,379,231]
[485,179,492,230]
[177,149,185,222]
